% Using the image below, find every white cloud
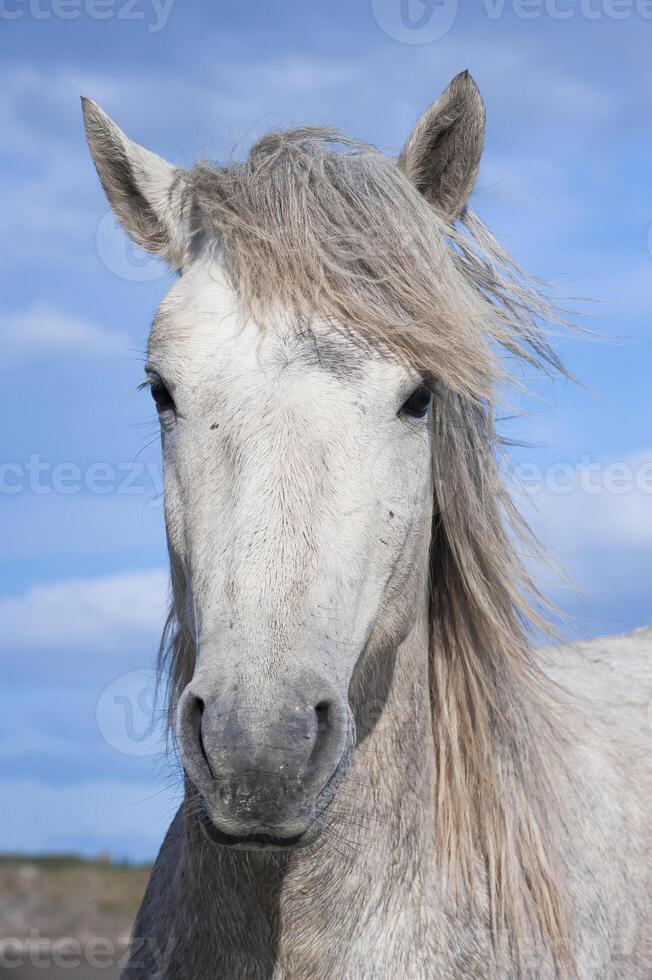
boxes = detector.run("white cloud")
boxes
[3,304,129,359]
[513,448,652,622]
[235,55,359,94]
[520,448,652,548]
[0,569,168,656]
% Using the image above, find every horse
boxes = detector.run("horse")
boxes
[82,72,650,979]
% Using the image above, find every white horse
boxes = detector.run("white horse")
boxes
[83,72,650,978]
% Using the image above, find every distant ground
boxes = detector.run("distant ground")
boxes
[0,854,150,979]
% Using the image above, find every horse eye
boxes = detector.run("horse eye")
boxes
[150,377,175,414]
[400,385,432,419]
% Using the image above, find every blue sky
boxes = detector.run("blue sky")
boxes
[1,1,650,859]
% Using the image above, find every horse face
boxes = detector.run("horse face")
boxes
[149,264,433,848]
[83,70,486,848]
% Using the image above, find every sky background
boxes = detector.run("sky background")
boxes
[1,0,650,860]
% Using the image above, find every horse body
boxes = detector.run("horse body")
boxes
[82,72,651,978]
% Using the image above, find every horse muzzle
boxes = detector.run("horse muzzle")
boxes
[176,668,353,849]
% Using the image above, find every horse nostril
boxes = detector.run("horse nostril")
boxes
[315,700,330,733]
[193,698,212,769]
[185,694,210,770]
[307,699,338,777]
[177,690,219,793]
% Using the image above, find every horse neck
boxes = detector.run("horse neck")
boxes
[344,597,437,856]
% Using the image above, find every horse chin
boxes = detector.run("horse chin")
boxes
[192,718,355,853]
[196,802,325,852]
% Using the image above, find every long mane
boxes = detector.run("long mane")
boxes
[160,127,573,968]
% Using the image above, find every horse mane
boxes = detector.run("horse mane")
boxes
[159,127,573,968]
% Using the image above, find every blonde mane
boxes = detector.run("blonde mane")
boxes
[159,127,573,969]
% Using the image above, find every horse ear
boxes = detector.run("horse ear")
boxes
[398,71,485,221]
[82,98,188,269]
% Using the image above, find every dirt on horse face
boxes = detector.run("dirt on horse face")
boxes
[83,72,651,979]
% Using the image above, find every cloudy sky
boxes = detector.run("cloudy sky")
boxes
[1,1,650,859]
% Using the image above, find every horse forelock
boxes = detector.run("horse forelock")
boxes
[184,127,566,396]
